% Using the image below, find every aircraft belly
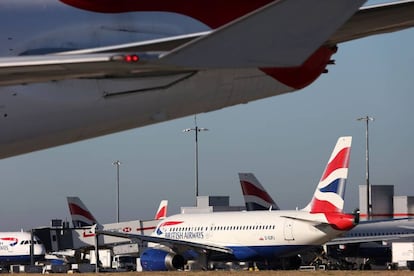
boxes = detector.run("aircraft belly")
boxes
[228,245,311,260]
[0,68,291,158]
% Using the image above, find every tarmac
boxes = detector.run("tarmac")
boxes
[9,271,414,276]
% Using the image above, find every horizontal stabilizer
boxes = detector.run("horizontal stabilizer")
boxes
[281,215,328,226]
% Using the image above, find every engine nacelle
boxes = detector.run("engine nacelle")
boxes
[140,248,185,271]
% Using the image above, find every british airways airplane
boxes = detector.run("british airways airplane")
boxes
[66,197,168,249]
[0,231,45,269]
[96,136,357,271]
[67,196,168,227]
[238,169,414,266]
[0,1,413,159]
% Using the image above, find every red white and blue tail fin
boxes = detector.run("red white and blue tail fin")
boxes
[302,136,352,214]
[154,200,168,220]
[238,173,280,211]
[67,196,98,227]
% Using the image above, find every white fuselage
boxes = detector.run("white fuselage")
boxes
[0,232,45,264]
[154,210,347,260]
[0,0,293,159]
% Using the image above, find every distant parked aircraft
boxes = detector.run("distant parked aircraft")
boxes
[67,197,168,227]
[326,218,414,265]
[238,167,414,266]
[96,136,358,271]
[238,172,279,211]
[0,231,45,269]
[67,197,168,248]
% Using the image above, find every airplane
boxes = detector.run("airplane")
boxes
[67,197,168,248]
[326,218,414,266]
[67,197,98,227]
[238,171,414,267]
[238,172,280,211]
[95,136,358,271]
[0,231,46,269]
[0,1,413,159]
[67,196,168,227]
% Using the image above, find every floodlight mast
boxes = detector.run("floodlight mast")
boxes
[112,160,121,223]
[357,116,374,220]
[183,116,208,203]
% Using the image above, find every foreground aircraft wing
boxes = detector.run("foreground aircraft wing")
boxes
[0,0,364,86]
[0,52,172,87]
[328,0,414,45]
[59,32,210,54]
[0,32,208,86]
[94,227,232,255]
[1,0,414,86]
[160,0,365,68]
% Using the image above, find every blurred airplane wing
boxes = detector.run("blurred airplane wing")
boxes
[2,0,414,87]
[160,0,365,68]
[0,0,365,87]
[0,31,207,87]
[328,0,414,44]
[0,52,173,86]
[55,31,210,54]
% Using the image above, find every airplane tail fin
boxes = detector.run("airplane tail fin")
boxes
[67,197,98,227]
[238,173,279,211]
[302,136,352,214]
[154,200,168,220]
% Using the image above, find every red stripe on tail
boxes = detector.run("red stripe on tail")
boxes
[320,147,350,182]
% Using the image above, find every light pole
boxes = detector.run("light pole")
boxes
[357,116,374,220]
[183,116,208,201]
[112,160,121,223]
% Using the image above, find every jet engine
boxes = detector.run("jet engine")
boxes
[140,248,185,271]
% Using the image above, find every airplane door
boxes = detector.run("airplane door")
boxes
[283,219,294,241]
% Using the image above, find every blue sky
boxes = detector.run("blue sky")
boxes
[1,1,414,231]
